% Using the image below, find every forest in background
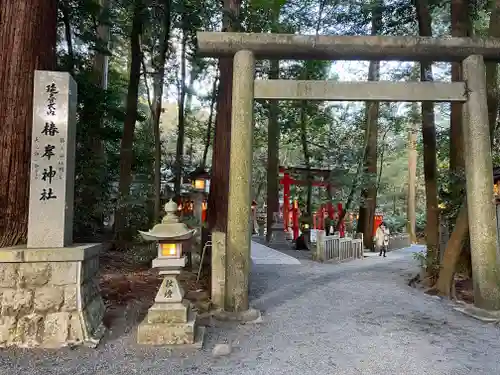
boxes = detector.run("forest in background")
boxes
[2,0,500,300]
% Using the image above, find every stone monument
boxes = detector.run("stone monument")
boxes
[268,212,292,248]
[0,71,105,348]
[137,199,205,347]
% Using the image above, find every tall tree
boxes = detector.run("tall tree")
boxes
[407,105,418,243]
[415,0,440,277]
[449,0,470,187]
[93,0,111,88]
[266,58,280,241]
[448,0,472,278]
[201,74,218,169]
[151,0,172,220]
[115,0,144,239]
[77,0,111,237]
[357,0,382,250]
[174,24,188,197]
[0,0,58,247]
[265,2,282,242]
[206,0,241,232]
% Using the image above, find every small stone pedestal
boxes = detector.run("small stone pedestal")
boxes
[269,217,292,248]
[137,262,205,346]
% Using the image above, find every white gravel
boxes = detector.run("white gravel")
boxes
[1,245,500,375]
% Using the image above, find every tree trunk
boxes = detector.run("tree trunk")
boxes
[335,149,365,230]
[72,0,110,239]
[415,0,440,275]
[0,0,57,247]
[93,0,110,88]
[356,1,382,250]
[448,0,472,274]
[449,0,470,191]
[266,60,280,242]
[206,0,241,232]
[376,128,389,193]
[152,0,172,221]
[435,1,500,296]
[115,0,143,240]
[60,1,74,73]
[407,106,418,243]
[201,74,218,169]
[174,29,188,197]
[299,101,313,214]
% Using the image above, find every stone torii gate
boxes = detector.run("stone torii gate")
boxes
[197,32,500,313]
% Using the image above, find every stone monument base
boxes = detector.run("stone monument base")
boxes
[269,227,292,248]
[0,244,105,348]
[137,305,205,347]
[212,307,262,323]
[137,272,205,347]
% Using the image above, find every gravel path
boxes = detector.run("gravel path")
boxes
[2,245,500,375]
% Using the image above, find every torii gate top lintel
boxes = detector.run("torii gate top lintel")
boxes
[196,32,500,62]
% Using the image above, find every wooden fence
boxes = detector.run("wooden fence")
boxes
[313,231,411,262]
[313,231,363,263]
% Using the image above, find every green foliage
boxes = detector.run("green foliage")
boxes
[48,0,500,249]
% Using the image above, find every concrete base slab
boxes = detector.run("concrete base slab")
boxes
[141,326,206,350]
[137,293,205,347]
[212,308,263,324]
[454,304,500,323]
[137,314,197,345]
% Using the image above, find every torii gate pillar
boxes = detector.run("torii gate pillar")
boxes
[225,50,255,313]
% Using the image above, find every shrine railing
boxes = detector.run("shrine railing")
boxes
[313,230,363,263]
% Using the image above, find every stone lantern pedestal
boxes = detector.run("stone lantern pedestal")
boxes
[269,213,291,248]
[136,200,205,347]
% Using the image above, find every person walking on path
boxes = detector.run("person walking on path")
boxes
[374,222,390,257]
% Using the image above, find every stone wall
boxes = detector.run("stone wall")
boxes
[0,244,105,348]
[387,234,411,251]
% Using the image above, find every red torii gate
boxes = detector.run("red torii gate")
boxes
[279,166,343,239]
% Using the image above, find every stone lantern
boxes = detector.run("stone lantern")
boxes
[190,168,210,225]
[136,199,205,347]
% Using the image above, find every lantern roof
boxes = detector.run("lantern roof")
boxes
[138,199,196,241]
[186,166,211,182]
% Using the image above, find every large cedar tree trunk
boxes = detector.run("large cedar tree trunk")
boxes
[357,1,382,249]
[115,0,143,240]
[415,0,440,275]
[0,0,57,247]
[206,0,241,232]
